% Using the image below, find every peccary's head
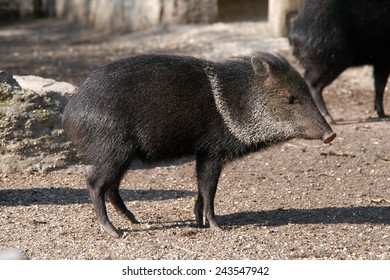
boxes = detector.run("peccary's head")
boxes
[249,53,336,144]
[209,52,336,145]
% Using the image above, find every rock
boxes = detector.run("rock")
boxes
[0,70,21,90]
[14,75,76,94]
[0,248,28,260]
[0,72,79,174]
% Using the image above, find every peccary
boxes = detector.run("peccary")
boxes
[289,0,390,123]
[62,52,336,237]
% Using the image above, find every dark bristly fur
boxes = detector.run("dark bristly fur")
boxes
[289,0,390,123]
[63,52,335,237]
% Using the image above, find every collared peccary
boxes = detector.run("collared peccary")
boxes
[289,0,390,123]
[62,52,336,238]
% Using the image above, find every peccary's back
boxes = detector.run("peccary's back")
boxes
[63,54,228,161]
[290,0,390,66]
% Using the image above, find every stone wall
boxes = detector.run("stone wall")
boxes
[55,0,218,33]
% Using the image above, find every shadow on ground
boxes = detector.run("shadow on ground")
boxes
[0,187,196,206]
[219,206,390,227]
[2,187,389,226]
[118,206,390,234]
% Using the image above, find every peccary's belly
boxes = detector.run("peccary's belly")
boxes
[131,114,206,160]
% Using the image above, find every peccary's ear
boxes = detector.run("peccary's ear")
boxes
[251,56,270,80]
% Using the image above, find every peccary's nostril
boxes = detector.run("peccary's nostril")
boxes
[323,131,336,144]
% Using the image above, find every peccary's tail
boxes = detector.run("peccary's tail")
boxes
[62,94,125,165]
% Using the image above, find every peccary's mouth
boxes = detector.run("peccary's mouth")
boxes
[323,131,336,144]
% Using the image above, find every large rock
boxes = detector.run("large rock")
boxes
[0,71,78,174]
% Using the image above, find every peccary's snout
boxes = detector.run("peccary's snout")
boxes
[323,131,336,144]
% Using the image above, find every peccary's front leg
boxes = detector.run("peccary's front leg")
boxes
[307,83,334,124]
[373,64,389,118]
[194,153,223,230]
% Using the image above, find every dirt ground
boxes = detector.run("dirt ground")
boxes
[1,19,390,260]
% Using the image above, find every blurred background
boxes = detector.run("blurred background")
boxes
[0,0,303,85]
[0,0,268,29]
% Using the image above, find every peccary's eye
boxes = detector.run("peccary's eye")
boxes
[288,95,296,104]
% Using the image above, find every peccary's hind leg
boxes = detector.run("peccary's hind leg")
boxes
[106,178,139,224]
[194,153,223,230]
[87,150,136,238]
[87,168,120,238]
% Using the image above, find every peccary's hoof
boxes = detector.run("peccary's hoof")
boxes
[195,223,222,231]
[374,105,385,118]
[195,220,206,228]
[101,224,120,238]
[194,218,222,230]
[128,214,140,224]
[211,225,223,231]
[208,220,223,231]
[323,131,336,144]
[122,211,140,224]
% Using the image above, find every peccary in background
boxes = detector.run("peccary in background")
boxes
[63,52,336,238]
[289,0,390,123]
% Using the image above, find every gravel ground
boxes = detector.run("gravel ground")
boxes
[1,19,390,260]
